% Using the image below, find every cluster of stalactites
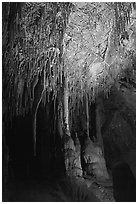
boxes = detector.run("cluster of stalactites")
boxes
[3,2,74,120]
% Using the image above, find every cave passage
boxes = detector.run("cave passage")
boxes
[2,2,136,202]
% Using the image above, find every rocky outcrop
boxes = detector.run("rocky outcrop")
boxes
[82,137,110,182]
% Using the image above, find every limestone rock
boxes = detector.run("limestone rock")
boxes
[83,137,110,181]
[83,137,103,164]
[64,134,83,177]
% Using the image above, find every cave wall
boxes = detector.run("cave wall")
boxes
[101,86,136,174]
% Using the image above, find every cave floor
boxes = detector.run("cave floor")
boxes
[3,176,115,202]
[3,178,63,202]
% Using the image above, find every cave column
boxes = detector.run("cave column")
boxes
[62,70,83,177]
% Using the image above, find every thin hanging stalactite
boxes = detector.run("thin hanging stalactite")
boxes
[53,96,57,158]
[86,93,90,138]
[58,103,64,138]
[96,96,104,154]
[63,73,70,136]
[33,68,46,156]
[31,74,39,101]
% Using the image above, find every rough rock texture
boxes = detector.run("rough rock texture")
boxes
[63,134,83,177]
[101,86,136,172]
[82,137,110,181]
[54,177,100,202]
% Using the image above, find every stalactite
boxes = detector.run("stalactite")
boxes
[63,74,70,136]
[96,97,104,154]
[53,97,57,158]
[33,68,46,156]
[86,93,89,138]
[31,74,39,101]
[57,102,64,138]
